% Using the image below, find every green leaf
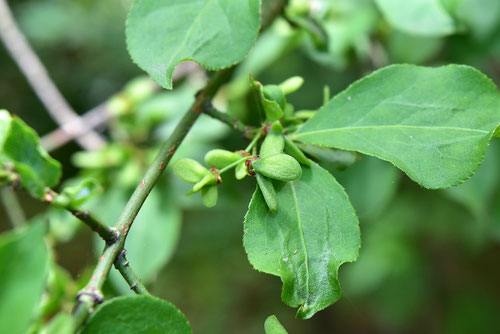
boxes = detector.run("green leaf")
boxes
[244,163,360,318]
[375,0,456,36]
[494,127,500,138]
[81,296,191,334]
[264,315,288,334]
[126,0,261,89]
[295,65,500,189]
[0,110,61,198]
[0,222,49,334]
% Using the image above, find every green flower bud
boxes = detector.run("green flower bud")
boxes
[284,137,311,166]
[204,149,242,169]
[252,153,302,181]
[235,160,248,180]
[173,158,209,184]
[260,122,284,158]
[201,185,218,208]
[256,173,277,213]
[279,76,304,95]
[263,85,286,110]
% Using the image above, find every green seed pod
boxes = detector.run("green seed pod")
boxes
[256,173,277,213]
[201,185,218,208]
[204,149,242,169]
[192,172,217,193]
[260,122,284,158]
[284,137,311,166]
[252,153,302,181]
[235,160,247,180]
[279,76,304,95]
[173,158,208,184]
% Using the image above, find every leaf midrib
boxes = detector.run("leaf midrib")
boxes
[296,124,489,138]
[290,182,310,305]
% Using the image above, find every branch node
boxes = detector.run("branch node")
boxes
[77,289,104,306]
[107,227,120,245]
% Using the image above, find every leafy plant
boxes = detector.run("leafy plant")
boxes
[1,0,500,333]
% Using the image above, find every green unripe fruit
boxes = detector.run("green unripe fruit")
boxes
[284,137,311,166]
[260,122,284,158]
[279,76,304,95]
[256,173,278,213]
[252,154,302,181]
[204,149,243,169]
[201,185,218,208]
[173,158,208,184]
[192,172,217,193]
[263,85,286,110]
[235,160,247,180]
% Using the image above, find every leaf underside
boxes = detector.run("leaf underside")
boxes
[296,64,500,189]
[126,0,261,89]
[244,163,360,319]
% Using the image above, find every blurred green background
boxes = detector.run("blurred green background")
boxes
[1,0,500,333]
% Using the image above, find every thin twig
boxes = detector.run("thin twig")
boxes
[0,187,25,228]
[42,189,118,243]
[0,0,105,151]
[114,250,150,295]
[69,209,119,244]
[72,68,234,328]
[203,103,254,135]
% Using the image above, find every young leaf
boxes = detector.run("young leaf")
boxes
[0,222,49,334]
[126,0,261,89]
[54,178,102,208]
[295,65,500,189]
[264,315,288,334]
[244,163,360,318]
[375,0,455,36]
[0,110,61,198]
[81,296,191,334]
